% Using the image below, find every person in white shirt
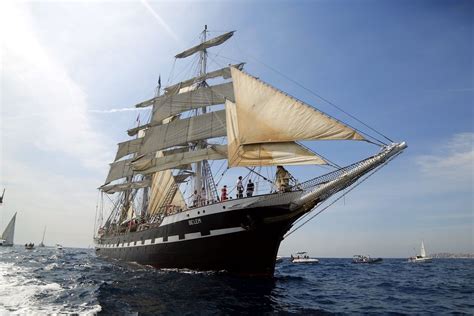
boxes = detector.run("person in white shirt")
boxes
[236,176,244,198]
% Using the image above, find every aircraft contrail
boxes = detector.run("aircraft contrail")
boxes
[140,0,181,44]
[89,108,149,113]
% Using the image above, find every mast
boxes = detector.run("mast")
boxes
[194,25,208,199]
[141,76,161,218]
[41,226,46,243]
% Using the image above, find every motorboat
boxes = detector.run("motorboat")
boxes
[291,252,319,263]
[56,244,63,250]
[25,243,35,250]
[352,255,383,264]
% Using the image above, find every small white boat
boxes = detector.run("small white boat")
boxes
[56,244,63,250]
[291,252,319,263]
[408,240,432,263]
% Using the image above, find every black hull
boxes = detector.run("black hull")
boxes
[95,195,314,277]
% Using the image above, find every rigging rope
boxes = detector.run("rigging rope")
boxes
[283,152,401,239]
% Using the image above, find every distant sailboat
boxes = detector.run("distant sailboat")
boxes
[38,226,46,247]
[408,240,432,263]
[0,213,17,247]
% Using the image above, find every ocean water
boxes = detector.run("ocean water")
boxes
[0,246,473,314]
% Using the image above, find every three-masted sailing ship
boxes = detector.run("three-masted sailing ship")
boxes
[94,27,406,277]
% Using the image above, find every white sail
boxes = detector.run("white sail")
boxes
[101,179,151,194]
[151,82,234,123]
[148,157,185,215]
[225,100,327,167]
[139,110,226,156]
[105,158,134,184]
[1,213,16,246]
[420,240,427,258]
[115,137,143,161]
[230,67,365,144]
[175,31,234,59]
[132,145,227,175]
[134,82,234,112]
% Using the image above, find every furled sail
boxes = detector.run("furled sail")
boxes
[132,145,227,175]
[225,100,326,167]
[128,123,151,137]
[164,63,244,95]
[101,179,151,194]
[151,82,234,123]
[1,213,16,246]
[175,31,235,59]
[139,110,227,156]
[230,67,365,144]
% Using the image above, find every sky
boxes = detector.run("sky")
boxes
[0,0,472,257]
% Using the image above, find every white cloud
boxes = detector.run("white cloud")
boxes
[416,132,474,186]
[1,2,111,171]
[0,2,111,246]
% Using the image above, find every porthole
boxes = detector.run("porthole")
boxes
[222,206,226,209]
[203,210,206,213]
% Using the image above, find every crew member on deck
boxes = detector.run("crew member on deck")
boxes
[192,190,199,207]
[200,187,207,206]
[236,176,244,198]
[275,165,291,192]
[221,185,228,201]
[246,179,255,197]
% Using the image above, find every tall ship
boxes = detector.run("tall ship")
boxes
[94,27,406,277]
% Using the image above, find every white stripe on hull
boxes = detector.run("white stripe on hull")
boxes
[96,226,246,249]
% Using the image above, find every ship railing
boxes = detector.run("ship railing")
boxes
[239,146,398,207]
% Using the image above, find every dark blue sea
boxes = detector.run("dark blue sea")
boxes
[0,246,472,314]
